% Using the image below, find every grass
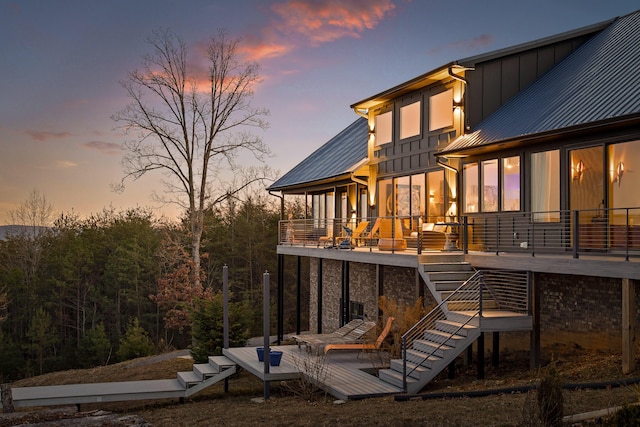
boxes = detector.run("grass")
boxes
[4,347,640,426]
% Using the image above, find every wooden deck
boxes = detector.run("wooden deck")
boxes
[223,345,402,400]
[11,379,186,408]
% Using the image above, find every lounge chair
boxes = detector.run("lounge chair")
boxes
[355,218,379,246]
[292,319,377,352]
[324,316,395,354]
[377,218,407,251]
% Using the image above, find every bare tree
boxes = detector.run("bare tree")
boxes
[8,189,54,238]
[113,28,271,289]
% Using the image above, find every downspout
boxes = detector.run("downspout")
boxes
[350,173,368,187]
[448,64,474,85]
[268,190,285,219]
[437,159,458,174]
[353,107,368,119]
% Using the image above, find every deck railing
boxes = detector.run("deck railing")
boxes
[278,207,640,260]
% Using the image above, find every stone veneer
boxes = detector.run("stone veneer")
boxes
[305,258,638,355]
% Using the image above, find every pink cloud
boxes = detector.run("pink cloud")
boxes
[83,141,123,155]
[25,130,71,142]
[240,0,396,62]
[428,34,494,55]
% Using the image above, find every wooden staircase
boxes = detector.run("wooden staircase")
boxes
[378,261,531,395]
[177,355,237,397]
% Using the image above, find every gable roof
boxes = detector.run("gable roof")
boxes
[268,117,368,192]
[440,10,640,156]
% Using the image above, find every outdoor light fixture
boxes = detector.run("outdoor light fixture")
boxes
[573,160,585,182]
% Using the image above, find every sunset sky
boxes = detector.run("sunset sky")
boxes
[1,0,637,224]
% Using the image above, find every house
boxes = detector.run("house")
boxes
[268,10,640,393]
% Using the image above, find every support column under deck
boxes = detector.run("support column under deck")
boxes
[317,258,323,333]
[622,278,636,374]
[477,332,485,380]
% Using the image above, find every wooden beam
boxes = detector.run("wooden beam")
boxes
[622,278,636,374]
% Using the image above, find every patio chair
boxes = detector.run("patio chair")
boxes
[292,319,365,348]
[292,319,377,352]
[377,218,407,251]
[355,218,380,246]
[324,316,395,354]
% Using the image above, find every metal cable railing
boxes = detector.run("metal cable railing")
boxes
[401,271,483,392]
[278,207,640,260]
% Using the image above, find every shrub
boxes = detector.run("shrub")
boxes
[537,362,564,427]
[117,318,155,361]
[78,323,112,367]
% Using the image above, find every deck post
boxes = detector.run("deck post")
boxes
[296,256,302,335]
[622,278,636,374]
[492,332,500,367]
[529,272,541,370]
[263,271,271,400]
[1,383,14,413]
[223,265,230,393]
[477,332,485,380]
[277,254,284,344]
[464,344,473,368]
[317,259,323,333]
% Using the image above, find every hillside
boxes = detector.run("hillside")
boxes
[3,348,640,426]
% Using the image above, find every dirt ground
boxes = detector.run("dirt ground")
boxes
[4,347,640,426]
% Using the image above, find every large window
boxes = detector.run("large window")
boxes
[609,140,640,210]
[502,156,520,211]
[463,163,479,213]
[429,89,453,131]
[375,111,392,146]
[464,156,521,213]
[400,101,421,139]
[531,150,560,222]
[427,170,444,221]
[482,160,498,212]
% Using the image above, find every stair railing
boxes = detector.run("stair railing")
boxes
[401,271,484,392]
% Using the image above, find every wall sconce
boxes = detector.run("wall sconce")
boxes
[452,100,464,111]
[572,160,585,182]
[368,126,375,136]
[429,193,435,203]
[612,161,625,187]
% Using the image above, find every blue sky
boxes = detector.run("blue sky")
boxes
[0,0,637,223]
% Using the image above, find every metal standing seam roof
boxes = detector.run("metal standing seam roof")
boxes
[268,117,368,191]
[440,10,640,155]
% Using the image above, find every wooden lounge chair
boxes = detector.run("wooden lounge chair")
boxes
[355,218,380,246]
[293,319,377,353]
[377,218,407,251]
[292,319,366,348]
[324,316,395,354]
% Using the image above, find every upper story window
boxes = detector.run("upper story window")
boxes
[400,101,421,139]
[375,111,392,146]
[429,89,453,131]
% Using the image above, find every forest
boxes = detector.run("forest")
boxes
[0,194,308,381]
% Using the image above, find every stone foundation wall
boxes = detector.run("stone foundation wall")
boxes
[535,273,637,353]
[308,259,421,332]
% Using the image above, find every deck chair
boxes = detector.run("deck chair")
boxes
[355,218,380,246]
[378,218,407,251]
[293,319,377,353]
[324,316,395,353]
[292,319,365,348]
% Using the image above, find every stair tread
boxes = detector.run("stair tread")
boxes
[177,371,201,384]
[413,340,454,352]
[193,363,220,376]
[209,355,235,369]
